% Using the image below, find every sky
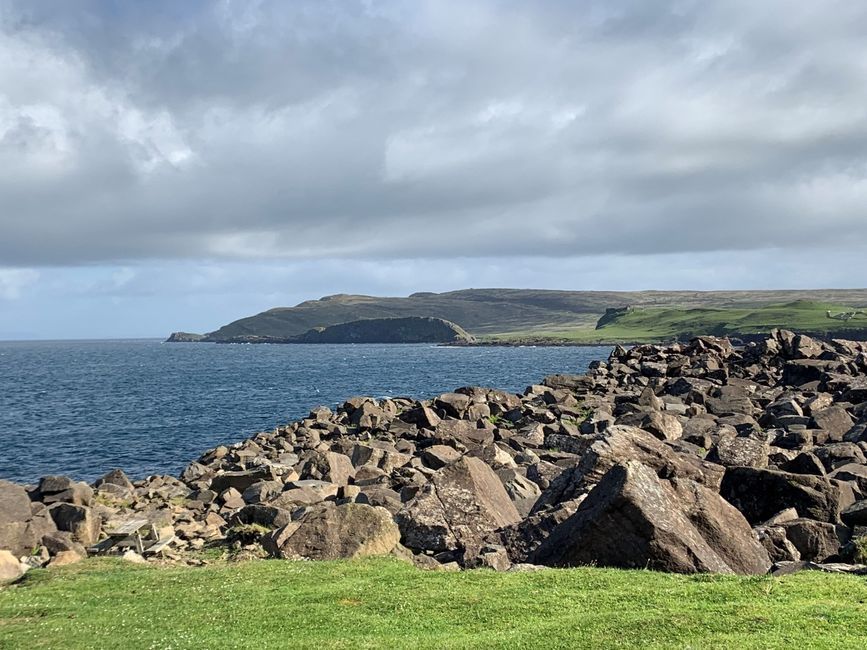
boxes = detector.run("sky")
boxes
[1,0,866,339]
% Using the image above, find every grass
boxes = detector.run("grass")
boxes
[2,558,867,649]
[488,301,867,344]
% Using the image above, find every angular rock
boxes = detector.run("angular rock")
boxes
[720,467,843,524]
[841,500,867,527]
[420,445,463,470]
[531,462,769,574]
[778,519,848,562]
[533,426,725,513]
[395,456,521,561]
[811,407,854,441]
[707,435,769,468]
[48,503,101,547]
[210,467,276,494]
[263,503,400,560]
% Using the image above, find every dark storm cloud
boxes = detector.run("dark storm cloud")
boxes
[2,0,867,266]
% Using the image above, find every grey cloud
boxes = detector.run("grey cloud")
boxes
[1,0,867,267]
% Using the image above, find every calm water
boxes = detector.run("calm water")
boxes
[0,340,609,484]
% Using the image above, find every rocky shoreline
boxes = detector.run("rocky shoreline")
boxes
[3,329,867,581]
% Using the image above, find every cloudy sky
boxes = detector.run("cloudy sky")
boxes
[1,0,866,339]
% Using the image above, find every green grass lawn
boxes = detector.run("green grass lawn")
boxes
[488,301,867,344]
[1,558,866,649]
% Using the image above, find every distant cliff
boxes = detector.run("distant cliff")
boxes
[167,317,474,344]
[293,317,474,344]
[166,332,206,343]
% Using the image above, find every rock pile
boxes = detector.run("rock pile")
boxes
[3,329,867,579]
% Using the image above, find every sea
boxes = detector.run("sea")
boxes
[0,340,610,484]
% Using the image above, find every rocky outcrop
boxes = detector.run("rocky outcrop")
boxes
[165,332,205,343]
[5,329,867,577]
[531,462,770,574]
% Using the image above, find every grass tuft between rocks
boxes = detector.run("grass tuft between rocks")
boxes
[1,558,867,649]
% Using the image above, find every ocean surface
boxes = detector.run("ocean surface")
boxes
[0,340,610,484]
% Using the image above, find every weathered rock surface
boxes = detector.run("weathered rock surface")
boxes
[531,462,769,574]
[263,503,400,560]
[396,456,521,561]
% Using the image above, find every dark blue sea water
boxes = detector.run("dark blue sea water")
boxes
[0,340,610,484]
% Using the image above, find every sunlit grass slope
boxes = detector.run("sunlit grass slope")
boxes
[2,558,867,649]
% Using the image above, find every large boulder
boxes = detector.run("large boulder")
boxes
[37,476,93,506]
[530,462,770,574]
[48,503,101,546]
[395,456,521,561]
[262,503,399,560]
[0,481,57,556]
[777,519,848,562]
[720,467,844,524]
[532,426,725,513]
[0,480,32,524]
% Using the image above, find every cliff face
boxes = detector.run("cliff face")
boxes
[166,332,206,343]
[293,317,474,344]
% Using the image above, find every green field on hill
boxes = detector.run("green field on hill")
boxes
[2,558,867,649]
[488,301,867,344]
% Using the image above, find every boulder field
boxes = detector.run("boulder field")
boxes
[3,329,867,580]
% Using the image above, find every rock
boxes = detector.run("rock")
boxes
[532,426,725,512]
[395,456,521,562]
[435,393,471,418]
[38,476,94,506]
[707,434,769,468]
[49,550,84,567]
[210,467,277,494]
[122,550,148,564]
[811,407,854,441]
[350,442,411,473]
[467,544,512,571]
[48,503,101,546]
[497,470,542,517]
[531,462,769,574]
[356,487,403,514]
[813,443,866,471]
[401,405,441,429]
[263,503,400,560]
[0,550,25,582]
[0,480,32,524]
[41,532,87,559]
[93,469,135,492]
[640,411,683,441]
[781,452,826,476]
[756,526,801,563]
[720,467,843,525]
[420,445,463,470]
[778,519,848,562]
[841,500,867,527]
[230,504,293,530]
[0,480,54,556]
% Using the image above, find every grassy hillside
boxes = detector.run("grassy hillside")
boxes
[199,289,867,341]
[489,301,867,344]
[2,558,867,649]
[592,301,867,342]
